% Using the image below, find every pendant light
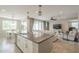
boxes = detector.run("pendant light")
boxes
[27,11,29,17]
[38,5,42,16]
[50,17,56,21]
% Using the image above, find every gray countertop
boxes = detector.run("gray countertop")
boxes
[18,31,55,44]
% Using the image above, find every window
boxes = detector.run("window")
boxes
[69,21,79,29]
[2,20,17,31]
[20,21,27,33]
[32,20,44,31]
[33,20,39,30]
[43,21,49,30]
[71,22,78,29]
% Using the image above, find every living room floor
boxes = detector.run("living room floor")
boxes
[52,39,79,53]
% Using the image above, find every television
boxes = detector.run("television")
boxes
[53,24,61,29]
[69,27,76,31]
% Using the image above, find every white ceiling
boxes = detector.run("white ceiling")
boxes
[0,5,79,20]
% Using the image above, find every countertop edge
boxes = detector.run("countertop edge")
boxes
[17,33,55,44]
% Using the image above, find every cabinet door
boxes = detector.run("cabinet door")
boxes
[23,39,33,53]
[17,35,34,53]
[17,36,25,51]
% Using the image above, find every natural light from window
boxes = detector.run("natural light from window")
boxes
[2,20,17,31]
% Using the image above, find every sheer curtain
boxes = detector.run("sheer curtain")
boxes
[32,20,44,31]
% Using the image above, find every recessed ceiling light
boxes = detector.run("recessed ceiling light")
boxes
[1,9,6,12]
[59,11,63,15]
[35,11,38,13]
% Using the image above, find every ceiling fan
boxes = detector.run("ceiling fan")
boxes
[50,11,64,21]
[50,17,56,21]
[50,13,63,21]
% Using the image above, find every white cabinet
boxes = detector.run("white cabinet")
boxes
[16,34,56,53]
[17,36,25,51]
[17,35,34,53]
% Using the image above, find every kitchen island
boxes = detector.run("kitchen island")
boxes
[15,31,58,53]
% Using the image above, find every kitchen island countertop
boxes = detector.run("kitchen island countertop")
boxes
[18,32,55,44]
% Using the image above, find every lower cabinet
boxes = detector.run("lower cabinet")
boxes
[17,35,34,53]
[16,35,56,53]
[17,36,25,51]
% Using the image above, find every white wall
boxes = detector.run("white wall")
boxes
[52,20,69,33]
[0,20,3,38]
[61,20,69,32]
